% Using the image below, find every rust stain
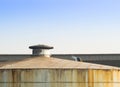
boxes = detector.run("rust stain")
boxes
[0,62,119,87]
[88,69,94,87]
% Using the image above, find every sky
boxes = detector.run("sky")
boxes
[0,0,120,54]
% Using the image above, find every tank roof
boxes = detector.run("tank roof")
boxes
[29,44,53,49]
[0,56,120,69]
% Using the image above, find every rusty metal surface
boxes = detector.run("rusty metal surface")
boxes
[0,69,119,87]
[0,57,120,87]
[0,56,120,69]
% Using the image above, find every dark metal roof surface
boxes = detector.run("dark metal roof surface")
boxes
[52,54,120,61]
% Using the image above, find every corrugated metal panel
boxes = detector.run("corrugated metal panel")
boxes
[52,55,120,67]
[0,55,31,62]
[0,57,119,69]
[1,54,120,62]
[0,69,88,87]
[0,54,120,64]
[112,70,120,87]
[88,69,120,87]
[52,54,120,61]
[0,69,120,87]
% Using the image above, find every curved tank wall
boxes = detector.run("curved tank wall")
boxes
[0,69,120,87]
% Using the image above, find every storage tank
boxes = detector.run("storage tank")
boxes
[0,45,120,87]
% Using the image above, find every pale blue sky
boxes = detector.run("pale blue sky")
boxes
[0,0,120,54]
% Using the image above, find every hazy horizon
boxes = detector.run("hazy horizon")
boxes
[0,0,120,54]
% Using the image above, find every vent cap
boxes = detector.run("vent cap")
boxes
[29,44,53,57]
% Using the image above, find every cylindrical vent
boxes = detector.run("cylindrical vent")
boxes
[29,44,53,57]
